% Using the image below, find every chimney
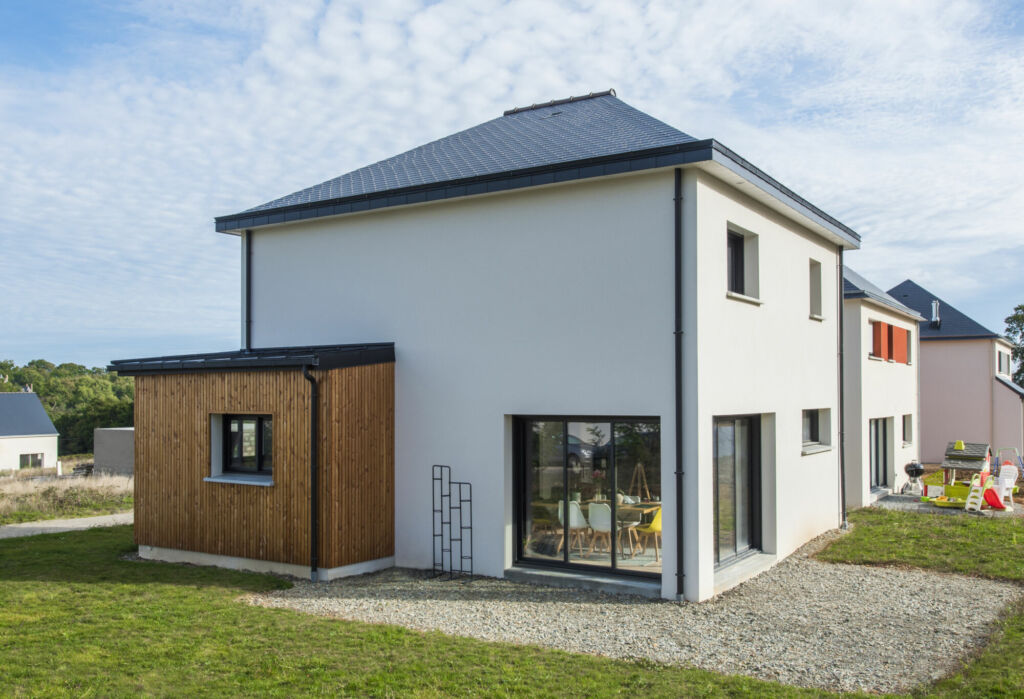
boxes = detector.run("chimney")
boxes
[930,299,941,327]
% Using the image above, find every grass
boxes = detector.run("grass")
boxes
[0,527,820,697]
[816,508,1024,696]
[0,474,132,525]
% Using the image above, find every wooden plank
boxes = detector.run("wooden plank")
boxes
[133,363,395,570]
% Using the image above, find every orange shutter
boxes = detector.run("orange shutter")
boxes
[893,327,908,363]
[872,322,883,357]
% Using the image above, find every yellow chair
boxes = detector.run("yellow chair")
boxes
[634,508,662,562]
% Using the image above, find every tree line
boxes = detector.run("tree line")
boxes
[0,359,133,455]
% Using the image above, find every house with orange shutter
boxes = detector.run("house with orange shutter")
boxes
[842,268,922,506]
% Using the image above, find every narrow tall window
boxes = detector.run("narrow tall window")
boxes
[902,414,913,444]
[809,259,822,317]
[802,410,819,445]
[727,232,745,294]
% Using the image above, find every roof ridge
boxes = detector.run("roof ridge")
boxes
[503,89,616,116]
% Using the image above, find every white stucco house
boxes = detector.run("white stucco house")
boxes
[0,392,58,471]
[888,280,1023,464]
[842,268,922,507]
[112,90,862,602]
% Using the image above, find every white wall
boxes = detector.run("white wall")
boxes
[689,170,842,601]
[250,172,678,588]
[0,434,58,471]
[842,301,920,507]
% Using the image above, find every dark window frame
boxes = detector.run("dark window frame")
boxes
[512,415,662,581]
[802,409,820,445]
[223,414,273,475]
[713,414,762,567]
[19,453,43,469]
[727,232,745,294]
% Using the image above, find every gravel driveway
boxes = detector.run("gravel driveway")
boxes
[245,532,1021,694]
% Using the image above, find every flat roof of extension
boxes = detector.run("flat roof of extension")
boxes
[215,91,860,249]
[109,343,395,376]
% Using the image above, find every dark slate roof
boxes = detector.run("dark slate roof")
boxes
[843,267,923,320]
[245,91,694,213]
[214,91,861,247]
[887,279,1000,341]
[0,392,58,437]
[109,343,394,376]
[997,376,1024,398]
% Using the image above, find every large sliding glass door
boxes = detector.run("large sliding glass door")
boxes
[713,415,761,566]
[516,417,662,577]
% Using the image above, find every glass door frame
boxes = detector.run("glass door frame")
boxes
[712,414,762,568]
[870,418,888,488]
[512,415,662,580]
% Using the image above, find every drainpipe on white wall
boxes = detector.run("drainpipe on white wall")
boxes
[837,248,848,529]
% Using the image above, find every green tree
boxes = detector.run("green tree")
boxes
[1004,304,1024,386]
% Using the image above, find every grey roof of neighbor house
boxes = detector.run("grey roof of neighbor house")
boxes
[887,279,1001,341]
[215,90,860,247]
[843,267,924,320]
[0,392,58,437]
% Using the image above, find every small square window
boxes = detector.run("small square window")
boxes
[224,414,273,474]
[802,409,832,454]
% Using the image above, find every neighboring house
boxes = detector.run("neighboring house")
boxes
[111,90,861,602]
[842,268,922,507]
[888,279,1023,464]
[0,392,58,471]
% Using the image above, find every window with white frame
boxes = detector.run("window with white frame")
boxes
[998,351,1011,376]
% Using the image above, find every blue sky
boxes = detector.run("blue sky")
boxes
[2,0,1023,368]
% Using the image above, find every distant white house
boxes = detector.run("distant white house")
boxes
[842,268,922,507]
[0,392,59,471]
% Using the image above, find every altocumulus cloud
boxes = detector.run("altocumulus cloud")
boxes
[1,0,1022,366]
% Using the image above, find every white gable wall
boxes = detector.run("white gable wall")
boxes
[689,170,842,601]
[249,172,679,588]
[0,434,58,471]
[842,300,920,507]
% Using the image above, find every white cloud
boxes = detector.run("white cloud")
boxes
[1,0,1022,366]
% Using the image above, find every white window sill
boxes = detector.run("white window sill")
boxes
[801,443,833,456]
[902,441,913,448]
[726,291,763,306]
[868,355,883,361]
[808,314,825,322]
[204,474,274,487]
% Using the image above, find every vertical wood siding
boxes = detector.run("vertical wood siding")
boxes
[134,363,394,568]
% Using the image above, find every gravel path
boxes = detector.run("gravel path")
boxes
[245,532,1022,694]
[0,511,133,539]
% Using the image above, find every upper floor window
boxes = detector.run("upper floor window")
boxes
[809,259,822,319]
[726,227,760,301]
[998,351,1011,376]
[801,408,832,454]
[870,321,911,364]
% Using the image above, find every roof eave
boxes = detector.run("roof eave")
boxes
[844,292,925,321]
[214,139,861,249]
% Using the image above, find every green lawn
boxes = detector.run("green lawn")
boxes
[0,527,818,697]
[817,508,1024,696]
[2,512,1022,696]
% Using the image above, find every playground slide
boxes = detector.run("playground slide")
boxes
[983,487,1007,510]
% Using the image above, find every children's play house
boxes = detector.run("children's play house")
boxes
[112,90,862,601]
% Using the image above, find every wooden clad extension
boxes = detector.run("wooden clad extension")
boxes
[133,363,394,569]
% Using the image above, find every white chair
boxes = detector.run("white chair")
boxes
[586,502,612,557]
[558,500,589,555]
[998,463,1019,509]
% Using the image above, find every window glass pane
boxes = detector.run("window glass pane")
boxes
[229,418,242,461]
[614,422,661,574]
[715,420,736,563]
[728,233,744,294]
[735,419,750,552]
[521,421,563,563]
[567,422,611,569]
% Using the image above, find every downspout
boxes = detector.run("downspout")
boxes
[674,168,685,596]
[837,248,849,529]
[244,230,253,351]
[303,365,319,581]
